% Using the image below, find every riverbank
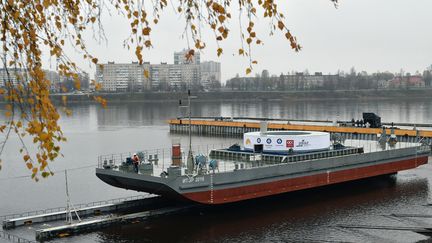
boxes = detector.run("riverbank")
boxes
[3,88,432,104]
[53,88,432,103]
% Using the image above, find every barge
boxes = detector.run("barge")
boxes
[96,127,430,205]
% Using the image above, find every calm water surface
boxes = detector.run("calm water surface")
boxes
[1,99,432,242]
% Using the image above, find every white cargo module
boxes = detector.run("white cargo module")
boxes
[243,131,330,153]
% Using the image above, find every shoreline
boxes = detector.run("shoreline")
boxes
[2,89,432,104]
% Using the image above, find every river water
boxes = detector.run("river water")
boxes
[1,99,432,242]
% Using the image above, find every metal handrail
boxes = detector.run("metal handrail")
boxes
[0,194,152,222]
[215,144,426,173]
[97,143,235,168]
[0,230,36,243]
[97,142,426,175]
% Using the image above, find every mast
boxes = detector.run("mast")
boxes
[65,170,72,224]
[179,89,197,174]
[188,89,192,158]
[186,89,195,174]
[65,170,81,224]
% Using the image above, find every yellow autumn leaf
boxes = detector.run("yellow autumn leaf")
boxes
[217,48,223,56]
[35,4,43,13]
[74,79,81,90]
[95,82,102,91]
[142,27,151,35]
[278,21,284,30]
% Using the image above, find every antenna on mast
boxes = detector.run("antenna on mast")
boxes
[179,90,197,174]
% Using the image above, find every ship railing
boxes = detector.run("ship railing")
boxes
[209,147,363,165]
[416,144,431,153]
[97,143,237,173]
[208,142,427,173]
[97,141,427,176]
[282,147,362,163]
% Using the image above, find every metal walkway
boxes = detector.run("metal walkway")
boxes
[0,195,197,242]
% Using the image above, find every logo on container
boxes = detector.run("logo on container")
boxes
[277,138,283,144]
[296,139,310,147]
[266,138,272,144]
[257,138,261,143]
[245,138,251,145]
[286,140,294,148]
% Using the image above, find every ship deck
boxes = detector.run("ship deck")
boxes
[97,140,429,178]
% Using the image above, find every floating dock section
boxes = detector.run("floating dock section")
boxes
[2,195,161,230]
[0,195,198,242]
[169,118,432,144]
[35,205,195,241]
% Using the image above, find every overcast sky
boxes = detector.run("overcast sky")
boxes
[53,0,432,83]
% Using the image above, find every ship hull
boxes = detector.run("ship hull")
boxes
[182,156,427,204]
[96,146,429,205]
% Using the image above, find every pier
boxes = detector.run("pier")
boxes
[34,205,196,241]
[169,117,432,144]
[2,195,160,229]
[0,195,198,242]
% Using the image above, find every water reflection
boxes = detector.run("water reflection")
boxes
[88,99,432,129]
[1,99,432,242]
[2,99,432,129]
[97,176,430,242]
[9,99,427,132]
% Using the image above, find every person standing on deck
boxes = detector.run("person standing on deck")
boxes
[132,153,140,173]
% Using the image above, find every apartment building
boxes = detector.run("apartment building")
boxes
[97,50,219,92]
[96,62,151,92]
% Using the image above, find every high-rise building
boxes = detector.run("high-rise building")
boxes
[97,50,220,92]
[150,63,170,90]
[0,68,75,92]
[44,70,60,91]
[174,49,200,65]
[200,61,221,89]
[96,62,151,92]
[0,68,28,87]
[150,63,200,90]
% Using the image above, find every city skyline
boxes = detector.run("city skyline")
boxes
[96,50,221,92]
[41,0,432,85]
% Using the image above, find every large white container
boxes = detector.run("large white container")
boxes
[243,131,330,153]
